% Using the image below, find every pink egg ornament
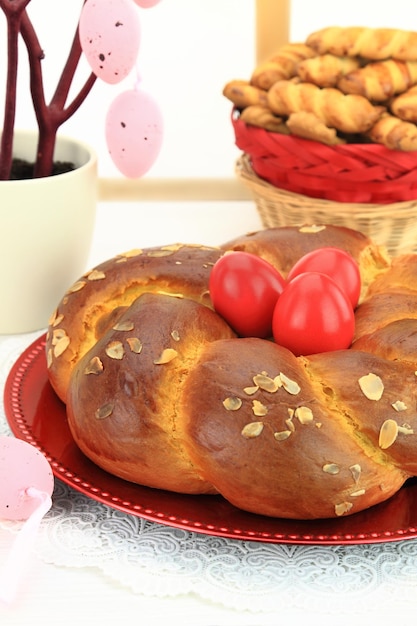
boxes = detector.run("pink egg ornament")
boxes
[79,0,141,84]
[133,0,162,6]
[0,436,54,521]
[106,88,164,178]
[0,437,54,604]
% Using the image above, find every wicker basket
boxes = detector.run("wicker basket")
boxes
[236,154,417,257]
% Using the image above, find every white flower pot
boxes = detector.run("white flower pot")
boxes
[0,130,97,334]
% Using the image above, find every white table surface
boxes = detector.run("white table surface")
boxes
[1,200,417,626]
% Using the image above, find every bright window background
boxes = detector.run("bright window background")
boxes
[1,1,416,182]
[289,1,417,41]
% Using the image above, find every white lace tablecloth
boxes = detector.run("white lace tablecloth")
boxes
[2,331,417,618]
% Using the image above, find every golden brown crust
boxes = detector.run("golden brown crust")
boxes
[182,339,413,518]
[46,243,223,403]
[353,255,417,338]
[67,293,235,494]
[354,291,417,340]
[221,223,389,288]
[66,293,417,519]
[366,253,417,295]
[352,318,417,365]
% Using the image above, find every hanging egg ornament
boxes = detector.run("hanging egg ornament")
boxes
[0,436,54,604]
[79,0,141,84]
[0,436,54,521]
[105,88,164,178]
[133,0,162,7]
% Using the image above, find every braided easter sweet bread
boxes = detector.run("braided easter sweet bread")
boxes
[46,225,417,520]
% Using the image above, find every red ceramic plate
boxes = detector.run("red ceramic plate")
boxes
[4,334,417,545]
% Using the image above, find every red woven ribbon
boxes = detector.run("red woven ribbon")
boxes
[232,113,417,203]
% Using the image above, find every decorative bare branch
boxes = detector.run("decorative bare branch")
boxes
[0,0,32,179]
[0,0,96,179]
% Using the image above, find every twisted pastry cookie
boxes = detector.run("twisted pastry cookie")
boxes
[296,53,361,88]
[239,105,289,133]
[46,224,417,522]
[250,42,317,90]
[391,84,417,122]
[307,27,417,61]
[286,111,344,145]
[222,79,268,109]
[267,80,385,133]
[338,60,417,102]
[366,112,417,150]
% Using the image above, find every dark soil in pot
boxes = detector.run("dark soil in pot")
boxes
[10,158,75,180]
